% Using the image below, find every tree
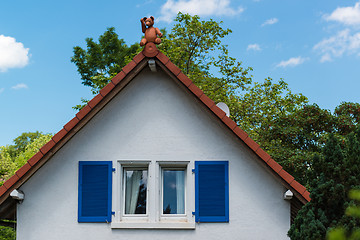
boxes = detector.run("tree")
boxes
[3,131,42,159]
[258,103,334,185]
[288,128,360,239]
[71,27,140,109]
[0,132,52,185]
[256,102,360,186]
[0,225,15,240]
[160,13,254,119]
[327,190,360,240]
[235,78,308,137]
[334,102,360,136]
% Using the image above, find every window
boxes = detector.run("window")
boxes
[110,160,194,228]
[162,169,185,215]
[124,168,148,215]
[78,160,229,227]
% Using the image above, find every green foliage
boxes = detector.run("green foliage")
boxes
[0,148,16,183]
[0,132,52,185]
[327,190,360,240]
[14,134,53,169]
[0,225,15,240]
[334,102,360,136]
[259,103,334,184]
[289,129,360,239]
[235,78,308,136]
[3,131,42,159]
[159,13,253,119]
[71,27,140,109]
[259,101,360,186]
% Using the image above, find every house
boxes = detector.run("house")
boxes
[0,43,310,239]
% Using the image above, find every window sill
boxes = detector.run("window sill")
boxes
[111,222,196,229]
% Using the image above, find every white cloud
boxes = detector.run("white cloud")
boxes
[324,2,360,26]
[276,56,308,68]
[319,53,332,63]
[11,83,28,90]
[0,35,30,72]
[158,0,244,23]
[261,18,278,27]
[314,29,360,62]
[247,44,261,51]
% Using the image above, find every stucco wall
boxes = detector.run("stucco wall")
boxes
[17,67,290,240]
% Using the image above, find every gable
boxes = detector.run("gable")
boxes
[0,47,310,221]
[14,64,292,238]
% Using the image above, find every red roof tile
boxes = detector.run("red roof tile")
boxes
[267,158,283,173]
[0,186,7,196]
[188,83,204,98]
[76,105,91,121]
[27,152,43,167]
[133,51,145,64]
[63,117,80,132]
[222,116,237,130]
[156,51,170,65]
[255,148,271,163]
[111,71,126,85]
[39,139,56,155]
[87,94,103,109]
[199,94,215,109]
[15,163,31,179]
[52,128,67,143]
[0,45,310,206]
[211,105,226,119]
[291,180,307,195]
[99,81,115,97]
[303,190,311,202]
[278,169,295,185]
[178,73,192,87]
[122,60,136,74]
[166,61,181,76]
[3,175,19,190]
[233,127,248,141]
[244,137,260,152]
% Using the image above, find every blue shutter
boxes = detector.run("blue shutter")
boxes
[195,161,229,222]
[78,161,112,222]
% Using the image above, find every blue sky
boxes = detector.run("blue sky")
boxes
[1,0,360,146]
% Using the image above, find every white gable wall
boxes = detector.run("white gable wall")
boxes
[17,68,290,240]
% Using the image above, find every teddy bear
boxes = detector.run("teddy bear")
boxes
[140,16,162,46]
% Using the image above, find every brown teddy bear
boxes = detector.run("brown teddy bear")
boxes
[140,16,162,46]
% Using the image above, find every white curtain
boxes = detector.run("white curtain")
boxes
[175,171,185,214]
[125,171,142,214]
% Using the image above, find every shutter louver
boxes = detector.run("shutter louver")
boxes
[195,161,229,222]
[78,161,112,222]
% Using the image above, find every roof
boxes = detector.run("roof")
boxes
[0,43,310,213]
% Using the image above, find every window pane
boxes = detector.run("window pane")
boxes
[163,170,185,214]
[124,169,147,214]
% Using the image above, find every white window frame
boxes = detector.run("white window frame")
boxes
[111,160,195,229]
[122,166,148,218]
[159,164,187,221]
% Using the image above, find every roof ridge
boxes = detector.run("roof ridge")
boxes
[0,46,310,206]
